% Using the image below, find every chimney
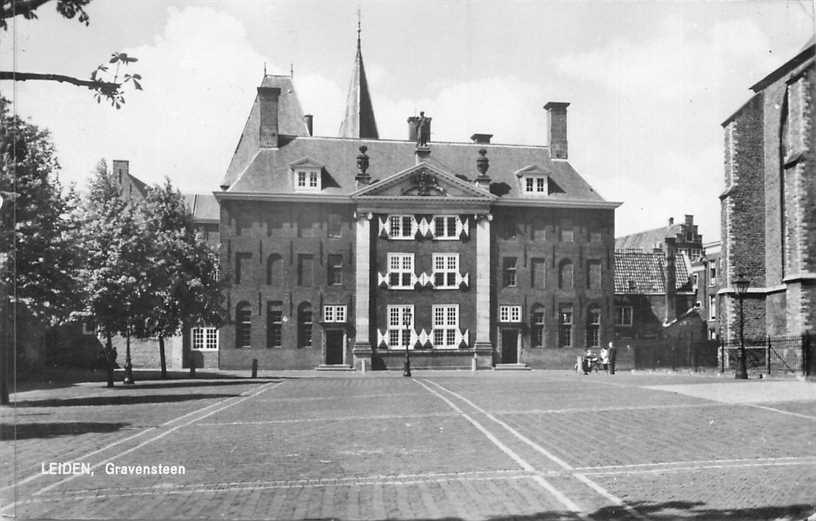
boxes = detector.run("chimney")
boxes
[471,133,493,145]
[668,217,674,226]
[664,237,677,323]
[475,148,490,190]
[304,114,314,136]
[684,214,693,226]
[407,116,419,142]
[258,86,281,148]
[112,159,129,184]
[543,102,569,159]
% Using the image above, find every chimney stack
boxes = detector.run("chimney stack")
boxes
[668,217,674,226]
[258,86,281,147]
[470,133,493,145]
[543,102,569,159]
[304,114,314,136]
[112,159,129,185]
[664,237,677,323]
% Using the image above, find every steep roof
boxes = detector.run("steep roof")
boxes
[338,34,379,139]
[615,223,684,251]
[615,250,690,294]
[223,74,309,188]
[183,193,219,222]
[223,136,609,204]
[750,36,815,92]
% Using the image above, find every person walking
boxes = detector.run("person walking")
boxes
[607,341,617,375]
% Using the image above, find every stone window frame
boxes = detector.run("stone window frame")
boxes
[387,305,414,349]
[235,302,252,349]
[191,326,219,350]
[387,252,414,289]
[327,254,343,286]
[432,253,459,289]
[499,305,521,323]
[531,305,546,348]
[389,215,415,240]
[523,175,547,195]
[558,304,573,347]
[615,306,633,327]
[323,305,347,323]
[267,303,283,348]
[433,215,459,240]
[294,169,321,192]
[502,257,518,287]
[586,305,601,347]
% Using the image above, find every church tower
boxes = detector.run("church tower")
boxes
[338,17,379,139]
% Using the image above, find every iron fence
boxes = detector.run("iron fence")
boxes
[720,332,813,376]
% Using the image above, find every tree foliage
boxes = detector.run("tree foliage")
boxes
[0,96,80,324]
[0,0,142,108]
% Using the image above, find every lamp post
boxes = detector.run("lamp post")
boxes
[403,330,411,377]
[734,273,750,380]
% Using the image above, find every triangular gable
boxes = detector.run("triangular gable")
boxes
[351,161,494,200]
[288,157,325,169]
[514,164,552,177]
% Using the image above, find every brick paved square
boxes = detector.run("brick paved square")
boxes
[2,371,814,520]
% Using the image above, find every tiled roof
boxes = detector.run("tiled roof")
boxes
[224,136,606,202]
[614,250,690,294]
[183,193,219,221]
[615,224,683,251]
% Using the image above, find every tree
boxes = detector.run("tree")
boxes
[137,179,223,378]
[0,1,142,108]
[75,160,152,386]
[0,97,82,324]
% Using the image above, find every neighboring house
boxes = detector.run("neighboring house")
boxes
[690,240,722,340]
[719,38,814,342]
[615,214,703,260]
[613,238,696,344]
[215,34,620,370]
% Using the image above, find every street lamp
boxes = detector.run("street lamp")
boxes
[734,273,750,380]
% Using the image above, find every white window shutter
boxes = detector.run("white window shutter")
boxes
[411,272,419,287]
[456,272,469,288]
[377,329,386,348]
[379,217,390,238]
[454,329,462,347]
[418,329,429,346]
[378,272,389,287]
[410,329,418,348]
[410,217,419,237]
[462,329,469,346]
[455,217,463,237]
[461,218,469,237]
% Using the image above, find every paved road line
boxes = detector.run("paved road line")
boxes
[496,402,724,415]
[253,392,426,403]
[423,379,649,521]
[196,411,459,426]
[0,382,273,496]
[581,459,816,476]
[744,403,816,421]
[411,379,587,518]
[0,380,282,514]
[575,455,810,471]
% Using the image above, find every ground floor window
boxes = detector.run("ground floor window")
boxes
[616,305,633,327]
[236,303,252,348]
[432,304,459,348]
[586,306,601,347]
[267,303,282,348]
[558,304,573,347]
[531,308,545,347]
[298,302,313,348]
[387,305,413,348]
[499,305,521,323]
[192,327,218,350]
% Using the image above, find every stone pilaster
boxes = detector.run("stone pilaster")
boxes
[475,213,492,348]
[354,212,372,349]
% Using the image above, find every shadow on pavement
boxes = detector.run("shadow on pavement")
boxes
[1,422,130,440]
[117,379,279,390]
[12,393,239,408]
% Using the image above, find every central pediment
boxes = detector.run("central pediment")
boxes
[351,162,494,200]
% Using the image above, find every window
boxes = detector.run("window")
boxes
[692,273,699,291]
[235,252,251,285]
[531,307,545,347]
[327,254,343,285]
[298,254,314,286]
[558,305,573,347]
[502,257,518,287]
[433,253,459,289]
[267,304,282,348]
[433,215,458,239]
[235,303,252,348]
[389,215,414,239]
[267,254,283,286]
[559,260,574,290]
[709,295,716,320]
[587,260,602,290]
[532,258,546,289]
[192,327,218,350]
[298,303,312,348]
[387,253,414,289]
[709,266,717,286]
[524,176,546,193]
[560,229,574,242]
[499,305,521,323]
[387,305,413,349]
[295,169,320,191]
[323,305,347,323]
[616,306,633,327]
[432,304,459,348]
[327,213,342,238]
[586,306,601,347]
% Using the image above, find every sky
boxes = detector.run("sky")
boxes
[2,0,814,240]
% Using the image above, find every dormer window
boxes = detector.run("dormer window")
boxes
[524,176,547,194]
[295,170,320,191]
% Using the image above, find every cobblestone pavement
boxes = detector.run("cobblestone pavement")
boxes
[1,371,814,520]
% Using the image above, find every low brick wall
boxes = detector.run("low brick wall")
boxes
[219,346,322,370]
[367,348,492,370]
[523,346,634,370]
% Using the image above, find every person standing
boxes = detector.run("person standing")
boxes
[607,341,617,375]
[600,344,609,373]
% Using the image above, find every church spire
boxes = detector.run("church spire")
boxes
[339,13,379,139]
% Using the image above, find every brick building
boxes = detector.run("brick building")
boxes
[615,214,703,260]
[690,240,722,340]
[215,35,620,370]
[719,38,814,342]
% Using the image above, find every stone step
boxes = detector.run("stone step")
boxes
[315,365,355,371]
[493,363,531,371]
